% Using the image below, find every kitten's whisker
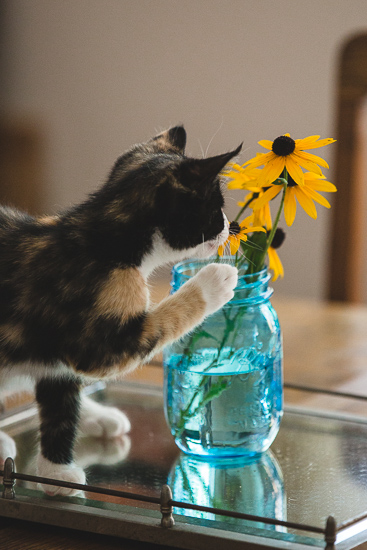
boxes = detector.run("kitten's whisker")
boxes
[198,140,205,159]
[245,240,263,251]
[205,118,224,159]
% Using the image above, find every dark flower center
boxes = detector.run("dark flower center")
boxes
[267,228,286,249]
[272,136,296,157]
[229,221,241,235]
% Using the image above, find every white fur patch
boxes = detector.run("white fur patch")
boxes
[189,263,238,317]
[37,455,86,496]
[139,211,230,279]
[79,395,131,438]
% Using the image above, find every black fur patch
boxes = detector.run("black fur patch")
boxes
[36,377,81,464]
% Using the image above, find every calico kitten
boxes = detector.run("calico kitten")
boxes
[0,126,239,494]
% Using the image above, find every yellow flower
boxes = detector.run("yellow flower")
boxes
[225,164,263,190]
[218,218,266,256]
[238,190,272,230]
[252,172,337,226]
[268,247,284,281]
[242,134,336,187]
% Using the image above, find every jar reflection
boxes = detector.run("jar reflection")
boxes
[168,450,286,531]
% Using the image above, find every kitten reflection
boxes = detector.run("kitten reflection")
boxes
[74,433,131,468]
[15,428,131,497]
[168,451,286,531]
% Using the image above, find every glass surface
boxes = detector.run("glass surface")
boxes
[2,381,367,547]
[163,260,283,458]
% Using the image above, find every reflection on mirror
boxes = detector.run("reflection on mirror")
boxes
[168,451,286,530]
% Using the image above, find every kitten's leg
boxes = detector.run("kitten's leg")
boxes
[79,395,131,438]
[35,376,86,496]
[138,263,238,361]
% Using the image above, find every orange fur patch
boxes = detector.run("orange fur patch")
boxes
[94,267,148,323]
[141,283,206,353]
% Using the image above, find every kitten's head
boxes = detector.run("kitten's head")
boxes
[91,126,241,273]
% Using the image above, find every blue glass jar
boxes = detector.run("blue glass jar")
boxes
[168,451,285,528]
[163,259,283,459]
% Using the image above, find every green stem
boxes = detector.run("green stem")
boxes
[175,307,239,435]
[234,197,253,222]
[254,170,288,272]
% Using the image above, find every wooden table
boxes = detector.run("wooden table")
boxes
[2,294,367,549]
[275,298,367,415]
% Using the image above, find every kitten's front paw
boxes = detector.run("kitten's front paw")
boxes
[192,263,238,316]
[37,455,86,496]
[79,396,131,438]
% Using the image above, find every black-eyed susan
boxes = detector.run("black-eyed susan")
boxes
[242,134,336,187]
[225,164,263,190]
[252,172,337,226]
[239,190,272,230]
[218,218,265,256]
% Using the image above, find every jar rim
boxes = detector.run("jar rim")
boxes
[172,258,270,285]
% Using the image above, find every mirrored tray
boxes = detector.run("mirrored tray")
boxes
[1,380,367,549]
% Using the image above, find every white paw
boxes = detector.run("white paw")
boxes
[0,431,17,466]
[37,455,86,496]
[79,396,131,438]
[191,263,238,316]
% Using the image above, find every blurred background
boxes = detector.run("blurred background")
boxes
[0,0,366,299]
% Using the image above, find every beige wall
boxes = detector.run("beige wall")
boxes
[1,0,367,299]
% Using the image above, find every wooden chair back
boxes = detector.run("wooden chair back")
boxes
[327,34,367,302]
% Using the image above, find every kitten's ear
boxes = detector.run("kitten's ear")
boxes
[181,144,242,188]
[151,125,186,153]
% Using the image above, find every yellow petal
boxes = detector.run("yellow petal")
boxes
[292,152,323,176]
[285,156,305,186]
[229,235,240,255]
[304,177,337,192]
[268,247,284,281]
[243,151,275,169]
[264,203,272,230]
[258,156,285,186]
[294,135,321,148]
[229,163,243,171]
[295,150,329,170]
[258,139,273,150]
[252,185,281,209]
[251,209,263,227]
[218,240,229,256]
[227,179,248,190]
[296,136,336,150]
[240,225,266,234]
[304,172,326,180]
[303,187,331,208]
[284,187,297,226]
[294,187,317,219]
[240,213,256,227]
